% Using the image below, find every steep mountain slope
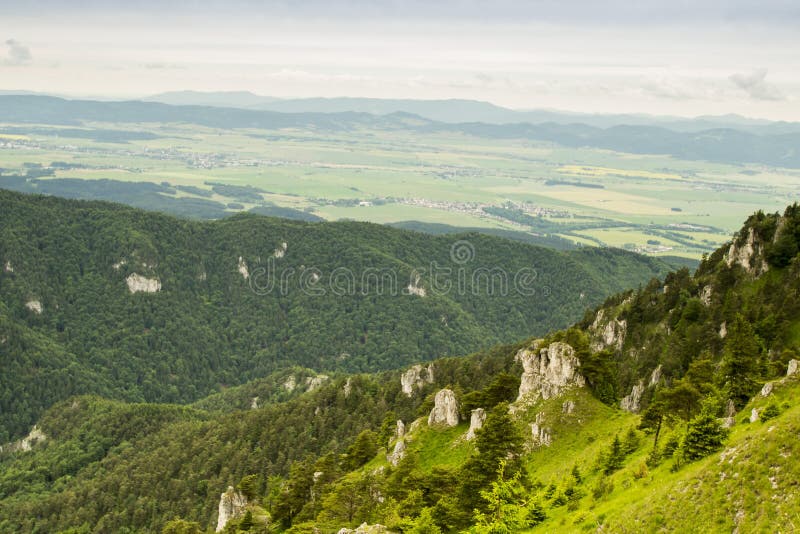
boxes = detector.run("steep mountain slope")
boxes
[0,190,672,440]
[0,204,797,533]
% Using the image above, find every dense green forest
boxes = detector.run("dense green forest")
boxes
[0,190,674,441]
[0,198,798,532]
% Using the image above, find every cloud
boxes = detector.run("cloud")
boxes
[729,69,784,101]
[4,39,32,66]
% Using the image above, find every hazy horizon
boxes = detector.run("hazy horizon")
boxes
[2,0,799,121]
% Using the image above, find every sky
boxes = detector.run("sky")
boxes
[1,0,799,120]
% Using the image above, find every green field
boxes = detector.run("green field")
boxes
[2,121,798,258]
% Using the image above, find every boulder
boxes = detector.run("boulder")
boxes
[760,382,774,397]
[787,359,799,377]
[25,300,43,314]
[516,342,585,403]
[465,408,486,440]
[428,389,459,427]
[387,438,406,467]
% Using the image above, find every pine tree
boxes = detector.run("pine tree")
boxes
[721,315,760,408]
[681,409,729,461]
[603,435,625,475]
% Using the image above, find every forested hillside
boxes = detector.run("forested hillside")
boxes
[0,190,673,441]
[0,202,798,533]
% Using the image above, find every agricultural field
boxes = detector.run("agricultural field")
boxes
[1,120,798,259]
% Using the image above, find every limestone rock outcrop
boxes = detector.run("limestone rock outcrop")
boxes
[126,273,161,293]
[305,375,329,392]
[273,242,288,259]
[401,364,434,396]
[590,309,627,351]
[428,389,459,427]
[465,408,486,441]
[516,341,585,403]
[621,381,645,413]
[562,400,575,414]
[216,486,247,532]
[337,524,391,534]
[761,382,774,397]
[237,256,249,279]
[530,413,552,447]
[4,261,13,273]
[25,300,43,314]
[387,438,406,467]
[726,227,769,276]
[787,359,798,377]
[0,425,46,454]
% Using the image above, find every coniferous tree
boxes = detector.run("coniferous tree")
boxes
[721,314,760,408]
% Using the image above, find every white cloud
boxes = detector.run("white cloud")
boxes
[729,69,784,101]
[4,39,32,66]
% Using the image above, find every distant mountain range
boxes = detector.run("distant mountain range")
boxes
[143,90,800,135]
[2,94,799,167]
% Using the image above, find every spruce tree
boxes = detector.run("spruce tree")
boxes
[721,315,760,408]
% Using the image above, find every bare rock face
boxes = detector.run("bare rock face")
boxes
[516,342,585,403]
[25,300,43,314]
[306,375,329,392]
[465,408,486,441]
[395,420,405,440]
[401,364,434,397]
[649,365,663,387]
[250,396,259,409]
[273,242,288,259]
[787,359,799,377]
[406,272,426,297]
[750,408,760,423]
[387,438,406,467]
[562,400,576,414]
[428,389,459,427]
[722,399,737,428]
[590,310,627,351]
[719,322,728,339]
[216,486,248,532]
[621,381,645,413]
[337,524,391,534]
[4,261,13,273]
[700,285,713,306]
[283,376,297,392]
[726,227,769,276]
[237,256,249,279]
[343,378,353,398]
[0,425,46,454]
[761,382,774,397]
[530,413,552,447]
[126,273,161,293]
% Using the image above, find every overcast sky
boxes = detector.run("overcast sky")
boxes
[2,0,799,120]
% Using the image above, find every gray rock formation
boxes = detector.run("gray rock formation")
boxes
[337,524,391,534]
[787,359,799,376]
[387,438,406,467]
[428,389,459,427]
[343,378,353,398]
[401,364,434,397]
[590,309,627,351]
[395,420,405,440]
[4,261,12,273]
[761,382,774,397]
[126,273,161,293]
[719,322,728,339]
[621,381,645,413]
[25,300,43,314]
[726,227,769,276]
[273,242,288,259]
[237,256,249,279]
[516,342,585,403]
[283,375,297,392]
[250,396,259,409]
[750,408,760,423]
[722,399,737,428]
[305,375,329,392]
[700,285,713,306]
[0,425,46,454]
[562,400,576,414]
[465,408,486,440]
[216,486,248,532]
[530,413,552,447]
[649,365,663,387]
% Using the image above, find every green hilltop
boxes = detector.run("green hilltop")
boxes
[1,194,799,533]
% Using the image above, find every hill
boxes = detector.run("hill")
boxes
[0,190,673,441]
[0,199,797,531]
